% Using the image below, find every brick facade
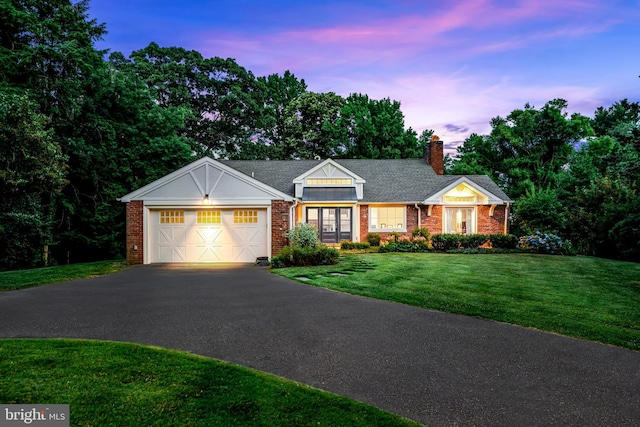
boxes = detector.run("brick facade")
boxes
[422,205,443,234]
[358,203,506,243]
[477,205,507,235]
[271,200,292,256]
[125,200,144,265]
[359,204,443,242]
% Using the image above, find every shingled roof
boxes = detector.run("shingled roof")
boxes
[222,158,511,203]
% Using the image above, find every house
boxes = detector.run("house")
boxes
[119,138,512,264]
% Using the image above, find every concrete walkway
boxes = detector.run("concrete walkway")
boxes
[0,264,638,426]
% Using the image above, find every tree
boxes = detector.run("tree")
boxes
[282,91,345,159]
[558,100,640,260]
[53,62,194,263]
[446,133,497,176]
[117,43,261,158]
[0,0,106,267]
[513,183,565,235]
[449,99,593,198]
[255,71,307,159]
[0,93,67,269]
[331,94,421,159]
[0,0,107,122]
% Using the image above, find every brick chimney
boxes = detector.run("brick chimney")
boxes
[423,135,444,175]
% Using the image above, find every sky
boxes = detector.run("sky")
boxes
[87,0,640,153]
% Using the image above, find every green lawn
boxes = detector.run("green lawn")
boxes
[0,260,129,291]
[273,253,640,350]
[0,339,423,427]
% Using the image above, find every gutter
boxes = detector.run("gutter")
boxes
[414,203,421,228]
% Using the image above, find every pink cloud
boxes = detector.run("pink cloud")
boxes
[197,0,610,75]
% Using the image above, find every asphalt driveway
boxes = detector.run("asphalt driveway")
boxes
[0,264,638,426]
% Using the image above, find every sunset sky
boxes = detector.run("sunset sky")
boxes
[88,0,640,152]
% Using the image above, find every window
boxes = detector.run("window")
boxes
[160,211,184,224]
[234,210,258,223]
[197,211,221,224]
[369,207,405,231]
[307,208,319,230]
[444,196,476,203]
[307,178,352,185]
[444,207,476,235]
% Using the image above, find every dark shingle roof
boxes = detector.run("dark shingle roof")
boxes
[222,158,512,203]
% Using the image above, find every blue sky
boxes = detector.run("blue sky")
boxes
[88,0,640,152]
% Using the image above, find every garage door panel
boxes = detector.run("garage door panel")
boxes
[158,226,186,244]
[156,226,187,262]
[195,245,223,262]
[228,225,260,243]
[194,226,223,261]
[230,245,260,262]
[195,227,222,243]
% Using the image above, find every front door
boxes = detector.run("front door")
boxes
[307,207,352,244]
[444,207,475,235]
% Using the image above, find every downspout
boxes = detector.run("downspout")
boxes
[504,202,510,234]
[289,199,300,230]
[414,203,421,228]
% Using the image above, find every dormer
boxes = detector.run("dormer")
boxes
[293,159,366,201]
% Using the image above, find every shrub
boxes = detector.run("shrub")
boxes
[386,231,401,243]
[459,234,488,249]
[340,241,371,250]
[286,223,318,248]
[411,227,430,240]
[269,256,286,268]
[366,232,381,247]
[378,240,430,253]
[430,234,460,251]
[489,234,518,249]
[270,245,339,268]
[518,231,574,255]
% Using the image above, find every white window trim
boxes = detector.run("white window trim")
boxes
[368,206,407,232]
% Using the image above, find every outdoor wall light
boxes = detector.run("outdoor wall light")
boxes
[203,194,211,205]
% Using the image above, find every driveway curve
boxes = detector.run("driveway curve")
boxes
[0,264,638,426]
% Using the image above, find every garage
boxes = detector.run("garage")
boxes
[119,157,294,264]
[149,209,268,263]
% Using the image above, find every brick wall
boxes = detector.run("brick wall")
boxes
[359,204,443,242]
[126,200,144,265]
[358,204,510,242]
[423,205,443,234]
[359,205,369,242]
[271,200,292,256]
[477,205,507,235]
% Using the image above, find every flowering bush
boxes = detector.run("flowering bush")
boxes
[286,223,318,248]
[518,231,573,255]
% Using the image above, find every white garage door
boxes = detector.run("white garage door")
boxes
[149,209,268,263]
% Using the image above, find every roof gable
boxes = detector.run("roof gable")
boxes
[292,159,366,183]
[119,157,293,204]
[423,176,507,205]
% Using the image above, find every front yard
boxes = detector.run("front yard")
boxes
[0,339,422,427]
[273,253,640,350]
